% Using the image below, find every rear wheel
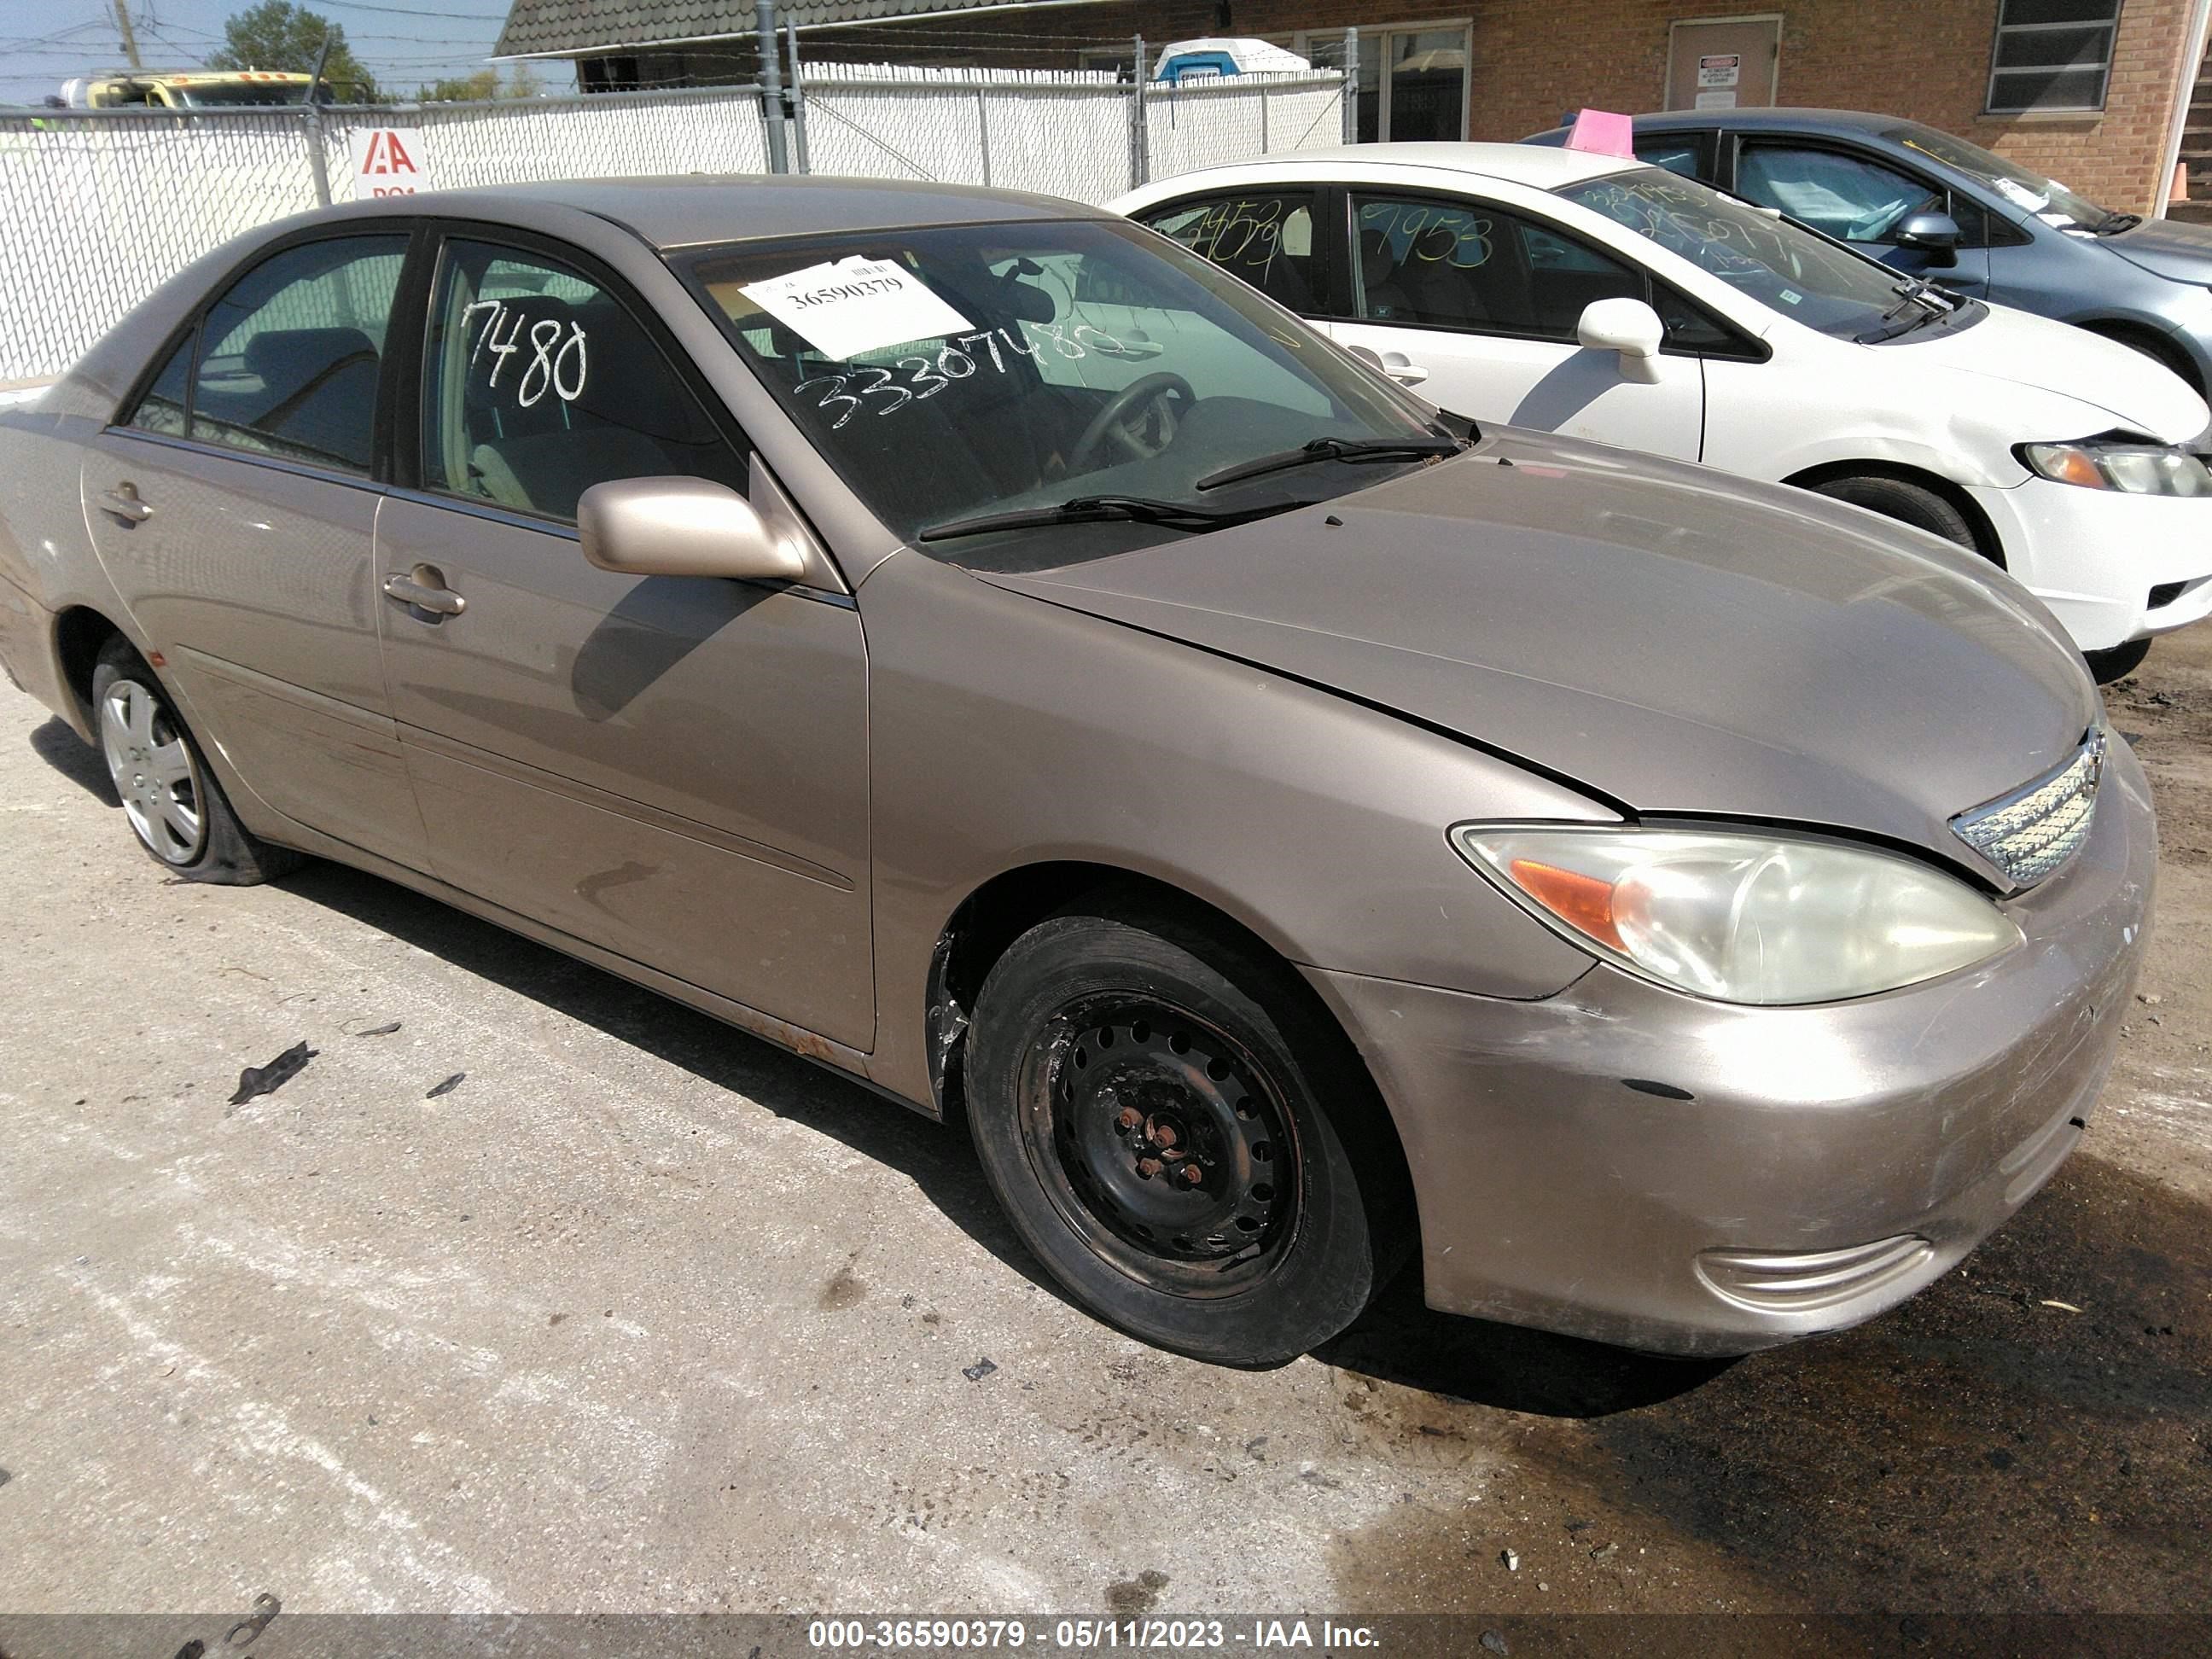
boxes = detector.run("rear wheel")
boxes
[965,902,1405,1366]
[1810,474,1980,556]
[2083,637,2153,684]
[91,637,302,884]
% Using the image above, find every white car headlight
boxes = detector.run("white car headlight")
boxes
[1452,825,2022,1005]
[2020,439,2212,497]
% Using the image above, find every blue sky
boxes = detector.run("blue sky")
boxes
[0,0,574,106]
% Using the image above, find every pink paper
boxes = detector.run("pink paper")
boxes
[1564,108,1634,159]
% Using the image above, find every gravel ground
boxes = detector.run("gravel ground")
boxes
[0,626,2205,1619]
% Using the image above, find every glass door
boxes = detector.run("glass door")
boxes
[1298,21,1469,143]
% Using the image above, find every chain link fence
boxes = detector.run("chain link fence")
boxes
[0,64,1347,385]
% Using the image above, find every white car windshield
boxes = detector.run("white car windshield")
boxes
[685,219,1450,550]
[1558,168,1924,341]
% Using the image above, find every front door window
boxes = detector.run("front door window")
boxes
[422,240,747,522]
[1734,144,1945,246]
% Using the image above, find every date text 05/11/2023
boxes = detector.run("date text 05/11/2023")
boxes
[806,1619,1382,1650]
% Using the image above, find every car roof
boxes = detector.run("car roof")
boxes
[322,174,1109,251]
[1526,108,1918,142]
[1183,141,1636,188]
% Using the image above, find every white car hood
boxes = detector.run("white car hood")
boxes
[1904,302,2209,444]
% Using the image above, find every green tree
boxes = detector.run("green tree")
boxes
[207,2,381,103]
[416,69,498,102]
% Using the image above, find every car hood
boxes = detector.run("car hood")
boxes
[2104,217,2212,283]
[1898,303,2208,442]
[978,428,2098,882]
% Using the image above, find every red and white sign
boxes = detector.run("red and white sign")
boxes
[349,127,430,199]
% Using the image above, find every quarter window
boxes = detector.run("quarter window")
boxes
[1141,192,1323,314]
[189,235,406,473]
[1734,145,1944,245]
[125,330,194,437]
[1350,194,1643,338]
[422,241,746,524]
[1988,0,2120,114]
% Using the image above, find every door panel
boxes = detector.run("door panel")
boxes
[1667,19,1778,112]
[387,230,870,1045]
[82,437,426,863]
[375,497,873,1045]
[1330,193,1703,461]
[79,231,427,866]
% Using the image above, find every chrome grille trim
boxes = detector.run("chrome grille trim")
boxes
[1950,727,2105,888]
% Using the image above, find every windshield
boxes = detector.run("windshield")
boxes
[682,218,1440,551]
[1558,167,1919,340]
[175,81,311,107]
[1884,124,2114,231]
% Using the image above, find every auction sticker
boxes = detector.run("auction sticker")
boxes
[742,256,973,362]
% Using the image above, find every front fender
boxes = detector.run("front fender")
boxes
[857,552,1615,1109]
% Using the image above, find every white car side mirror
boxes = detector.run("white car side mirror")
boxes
[1578,297,1665,383]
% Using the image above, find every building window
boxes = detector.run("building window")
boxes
[1987,0,2122,114]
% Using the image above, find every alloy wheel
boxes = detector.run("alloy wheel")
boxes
[100,677,206,865]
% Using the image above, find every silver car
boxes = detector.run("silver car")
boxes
[0,178,2155,1365]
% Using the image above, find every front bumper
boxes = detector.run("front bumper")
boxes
[1309,738,2157,1356]
[1970,474,2212,651]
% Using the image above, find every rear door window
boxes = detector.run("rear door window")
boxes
[189,235,407,473]
[1138,190,1326,316]
[421,239,748,523]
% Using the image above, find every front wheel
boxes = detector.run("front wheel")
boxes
[965,903,1404,1366]
[91,637,302,884]
[1809,474,1980,555]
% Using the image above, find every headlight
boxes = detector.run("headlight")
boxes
[1452,825,2021,1005]
[2019,439,2212,496]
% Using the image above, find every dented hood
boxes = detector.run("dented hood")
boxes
[1906,303,2209,444]
[979,428,2099,876]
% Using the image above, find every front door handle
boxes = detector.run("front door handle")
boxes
[1380,355,1430,387]
[101,483,154,523]
[382,568,467,619]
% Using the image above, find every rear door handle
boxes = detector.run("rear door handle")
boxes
[101,484,154,523]
[1380,355,1430,387]
[382,569,467,618]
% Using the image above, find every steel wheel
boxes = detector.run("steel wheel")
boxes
[1020,992,1301,1296]
[100,673,206,865]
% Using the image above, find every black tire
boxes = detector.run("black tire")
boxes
[965,900,1407,1366]
[2083,637,2153,684]
[90,637,303,884]
[1811,474,1982,556]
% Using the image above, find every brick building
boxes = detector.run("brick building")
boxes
[494,1,2212,215]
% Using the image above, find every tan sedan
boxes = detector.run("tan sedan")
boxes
[0,179,2150,1365]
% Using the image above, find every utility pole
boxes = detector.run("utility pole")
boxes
[757,0,788,174]
[112,0,143,69]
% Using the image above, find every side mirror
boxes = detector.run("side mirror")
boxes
[1577,297,1665,382]
[577,476,809,584]
[1895,211,1962,267]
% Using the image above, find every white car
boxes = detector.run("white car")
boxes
[1112,143,2212,679]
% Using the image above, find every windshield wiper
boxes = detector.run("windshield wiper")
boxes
[917,493,1280,543]
[2095,211,2143,235]
[1857,278,1960,342]
[1882,277,1954,321]
[1193,434,1464,492]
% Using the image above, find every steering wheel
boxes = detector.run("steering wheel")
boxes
[1069,372,1196,469]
